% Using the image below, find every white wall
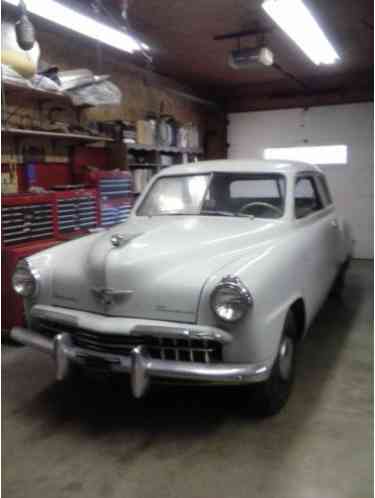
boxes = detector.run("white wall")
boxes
[228,103,374,259]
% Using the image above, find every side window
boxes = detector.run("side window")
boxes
[316,175,333,205]
[294,176,323,219]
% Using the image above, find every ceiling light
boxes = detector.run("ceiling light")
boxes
[4,0,144,54]
[262,0,339,65]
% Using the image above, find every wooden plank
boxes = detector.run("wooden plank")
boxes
[4,82,71,104]
[126,143,203,154]
[2,128,114,143]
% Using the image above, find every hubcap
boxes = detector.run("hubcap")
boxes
[278,337,294,381]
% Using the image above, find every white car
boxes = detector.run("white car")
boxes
[11,160,352,415]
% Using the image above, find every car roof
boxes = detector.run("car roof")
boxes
[159,159,322,176]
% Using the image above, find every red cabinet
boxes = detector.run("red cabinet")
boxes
[53,188,100,238]
[2,239,60,334]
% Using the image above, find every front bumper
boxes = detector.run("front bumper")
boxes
[10,326,272,398]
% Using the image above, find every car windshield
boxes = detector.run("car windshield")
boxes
[137,172,286,219]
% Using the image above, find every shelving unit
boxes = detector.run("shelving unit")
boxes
[1,82,119,190]
[127,140,204,195]
[126,142,203,155]
[2,81,205,199]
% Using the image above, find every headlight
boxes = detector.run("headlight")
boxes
[12,261,38,297]
[210,276,253,323]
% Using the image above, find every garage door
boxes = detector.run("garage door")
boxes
[228,103,374,259]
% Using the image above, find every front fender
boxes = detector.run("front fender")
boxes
[197,237,305,364]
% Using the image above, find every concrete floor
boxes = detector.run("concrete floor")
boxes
[2,260,373,498]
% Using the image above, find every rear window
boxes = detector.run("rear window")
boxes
[230,179,280,198]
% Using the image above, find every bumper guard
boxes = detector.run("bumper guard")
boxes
[10,326,272,398]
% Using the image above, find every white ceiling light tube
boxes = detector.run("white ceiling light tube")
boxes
[262,0,339,65]
[3,0,144,53]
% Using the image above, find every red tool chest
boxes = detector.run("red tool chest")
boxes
[19,163,73,192]
[2,193,60,335]
[53,188,100,238]
[85,170,134,227]
[2,239,60,334]
[2,193,58,246]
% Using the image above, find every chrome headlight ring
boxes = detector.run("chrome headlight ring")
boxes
[12,259,39,298]
[210,275,253,323]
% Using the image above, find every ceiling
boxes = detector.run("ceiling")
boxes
[132,0,374,108]
[111,0,374,110]
[22,0,375,111]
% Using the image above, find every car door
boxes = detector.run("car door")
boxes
[294,173,337,318]
[315,172,343,268]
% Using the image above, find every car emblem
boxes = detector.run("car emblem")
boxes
[91,287,134,307]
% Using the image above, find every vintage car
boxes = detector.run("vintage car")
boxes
[11,160,352,415]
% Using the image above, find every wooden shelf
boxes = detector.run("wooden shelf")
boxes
[126,143,203,155]
[3,82,94,110]
[2,127,114,143]
[3,81,73,105]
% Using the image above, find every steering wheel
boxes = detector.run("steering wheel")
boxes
[238,202,283,217]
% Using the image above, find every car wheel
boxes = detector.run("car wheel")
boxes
[253,310,297,417]
[59,363,83,385]
[330,258,351,297]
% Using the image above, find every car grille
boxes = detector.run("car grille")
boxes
[36,319,222,364]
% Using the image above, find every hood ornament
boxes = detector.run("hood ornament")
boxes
[110,232,143,248]
[111,234,126,247]
[91,287,134,307]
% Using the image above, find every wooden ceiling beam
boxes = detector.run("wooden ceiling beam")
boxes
[224,87,373,113]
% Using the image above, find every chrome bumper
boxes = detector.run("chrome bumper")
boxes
[10,326,272,398]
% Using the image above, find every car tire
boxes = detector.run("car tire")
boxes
[252,310,297,417]
[330,258,351,297]
[59,363,83,386]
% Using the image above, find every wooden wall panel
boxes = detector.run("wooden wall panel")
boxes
[31,26,227,159]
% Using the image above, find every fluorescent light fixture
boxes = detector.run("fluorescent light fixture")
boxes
[264,145,348,165]
[262,0,339,65]
[3,0,145,53]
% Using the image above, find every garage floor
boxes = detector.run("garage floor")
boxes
[2,260,373,498]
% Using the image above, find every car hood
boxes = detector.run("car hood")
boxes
[44,216,285,323]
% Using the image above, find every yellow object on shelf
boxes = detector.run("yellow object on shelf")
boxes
[1,165,19,194]
[136,120,155,146]
[1,49,38,78]
[1,21,40,79]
